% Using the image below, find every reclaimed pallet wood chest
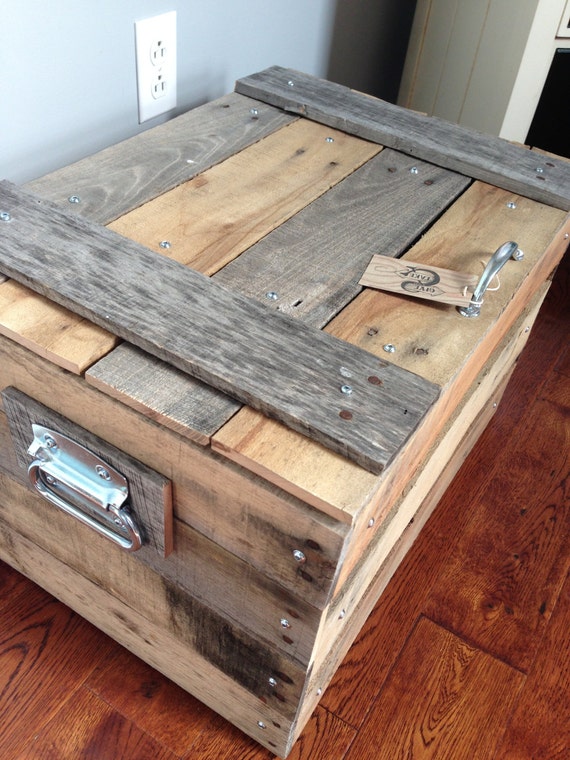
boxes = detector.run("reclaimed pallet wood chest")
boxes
[0,67,569,757]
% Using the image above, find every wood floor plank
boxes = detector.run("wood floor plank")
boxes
[0,580,115,757]
[343,616,524,760]
[179,706,355,760]
[236,66,570,210]
[16,687,178,760]
[86,648,218,757]
[423,375,570,672]
[497,571,570,760]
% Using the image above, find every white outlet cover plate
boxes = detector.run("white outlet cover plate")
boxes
[135,11,177,123]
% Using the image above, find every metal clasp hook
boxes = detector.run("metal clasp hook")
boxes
[458,241,523,318]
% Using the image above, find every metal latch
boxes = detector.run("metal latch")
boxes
[27,424,142,552]
[457,241,523,318]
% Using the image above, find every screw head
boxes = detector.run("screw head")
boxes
[68,195,81,204]
[536,167,544,174]
[368,518,375,528]
[45,474,57,485]
[250,108,259,117]
[96,465,111,481]
[506,201,517,209]
[257,721,267,729]
[0,211,11,222]
[293,549,306,563]
[44,435,57,449]
[512,248,524,261]
[280,618,291,629]
[325,136,334,143]
[268,677,277,687]
[265,291,279,301]
[383,343,396,353]
[159,241,171,249]
[287,80,295,87]
[410,166,419,175]
[338,609,346,620]
[340,384,353,395]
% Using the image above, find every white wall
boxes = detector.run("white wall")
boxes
[1,0,336,184]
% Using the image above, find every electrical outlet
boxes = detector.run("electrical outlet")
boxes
[135,11,177,123]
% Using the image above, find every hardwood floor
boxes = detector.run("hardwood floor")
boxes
[0,251,568,759]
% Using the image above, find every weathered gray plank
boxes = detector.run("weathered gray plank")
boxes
[24,93,296,224]
[235,66,570,211]
[86,343,241,444]
[214,148,470,327]
[0,181,439,474]
[2,387,173,558]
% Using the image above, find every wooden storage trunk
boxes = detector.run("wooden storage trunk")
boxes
[0,67,569,757]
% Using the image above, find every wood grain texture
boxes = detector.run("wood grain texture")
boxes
[0,579,116,758]
[0,335,350,610]
[0,180,439,474]
[423,369,570,672]
[236,66,570,210]
[0,470,321,669]
[497,570,570,760]
[0,279,118,374]
[213,181,569,519]
[18,687,179,760]
[213,148,470,327]
[89,147,467,447]
[343,616,524,760]
[0,527,296,756]
[107,119,381,275]
[86,343,241,445]
[25,93,296,225]
[2,387,173,559]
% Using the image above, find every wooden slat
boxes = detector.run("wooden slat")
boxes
[0,336,350,610]
[0,279,118,374]
[235,66,570,210]
[89,147,468,444]
[0,519,295,757]
[107,119,381,275]
[213,182,570,520]
[214,148,470,327]
[2,94,295,375]
[0,181,439,474]
[25,93,297,225]
[86,344,240,445]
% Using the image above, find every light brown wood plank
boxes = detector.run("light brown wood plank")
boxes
[423,372,570,672]
[343,616,524,760]
[236,66,570,210]
[17,687,178,760]
[0,180,439,474]
[498,571,570,760]
[107,119,381,275]
[0,279,117,374]
[25,93,297,225]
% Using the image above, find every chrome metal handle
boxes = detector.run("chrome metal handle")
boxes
[27,424,142,552]
[458,241,523,318]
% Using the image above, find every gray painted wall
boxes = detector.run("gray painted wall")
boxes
[1,1,415,184]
